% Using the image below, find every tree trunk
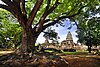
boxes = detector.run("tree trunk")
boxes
[88,45,91,53]
[21,26,37,53]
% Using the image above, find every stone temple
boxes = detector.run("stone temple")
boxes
[61,31,75,49]
[42,31,75,49]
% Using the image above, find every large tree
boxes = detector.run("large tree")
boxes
[76,4,100,53]
[0,0,99,53]
[43,27,59,43]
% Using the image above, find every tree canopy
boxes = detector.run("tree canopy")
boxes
[0,0,99,53]
[77,4,100,44]
[76,3,100,53]
[43,27,59,44]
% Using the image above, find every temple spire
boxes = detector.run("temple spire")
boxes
[66,31,73,41]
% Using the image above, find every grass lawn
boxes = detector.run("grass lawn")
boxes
[44,49,89,55]
[62,51,89,55]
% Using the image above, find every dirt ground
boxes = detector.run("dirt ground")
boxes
[0,51,100,67]
[61,55,100,67]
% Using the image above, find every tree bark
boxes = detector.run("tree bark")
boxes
[21,26,37,53]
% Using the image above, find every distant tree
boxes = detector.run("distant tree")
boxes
[76,5,100,53]
[43,27,59,44]
[0,9,21,49]
[0,0,99,53]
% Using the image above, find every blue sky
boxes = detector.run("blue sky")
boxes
[36,20,78,44]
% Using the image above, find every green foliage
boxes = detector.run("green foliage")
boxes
[62,52,88,55]
[0,9,21,49]
[43,27,59,43]
[25,0,100,24]
[25,0,35,17]
[76,5,100,46]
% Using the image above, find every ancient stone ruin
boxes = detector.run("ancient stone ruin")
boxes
[61,31,75,49]
[42,31,76,50]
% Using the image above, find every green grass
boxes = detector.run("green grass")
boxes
[44,49,89,55]
[45,50,54,52]
[62,52,88,55]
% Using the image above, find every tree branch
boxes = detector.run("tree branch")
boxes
[0,4,18,18]
[47,0,61,15]
[43,15,71,31]
[21,0,27,15]
[43,4,87,31]
[46,0,51,10]
[0,4,10,11]
[13,0,20,6]
[12,0,21,14]
[66,2,79,15]
[11,1,26,27]
[36,0,51,31]
[69,17,79,29]
[1,0,21,19]
[42,4,88,31]
[70,5,88,17]
[1,0,17,13]
[27,0,43,27]
[20,0,27,23]
[37,0,61,32]
[0,0,26,28]
[1,0,12,6]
